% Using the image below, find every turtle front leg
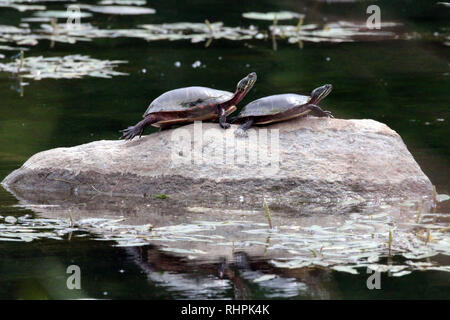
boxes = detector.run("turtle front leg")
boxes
[307,104,334,118]
[218,106,231,129]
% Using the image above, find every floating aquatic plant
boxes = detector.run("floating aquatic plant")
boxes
[1,19,403,51]
[0,18,406,50]
[21,17,53,22]
[98,0,146,5]
[138,22,260,43]
[436,2,450,7]
[0,54,128,79]
[34,21,261,45]
[0,24,38,48]
[242,11,305,21]
[33,10,93,19]
[0,44,30,51]
[76,4,155,15]
[1,0,73,2]
[0,1,46,12]
[437,194,450,202]
[271,21,402,43]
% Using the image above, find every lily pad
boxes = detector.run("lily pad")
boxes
[21,17,53,22]
[5,216,17,224]
[0,54,128,80]
[331,265,359,274]
[273,21,402,44]
[437,194,450,202]
[98,0,146,5]
[34,10,93,19]
[0,18,406,50]
[436,2,450,7]
[78,4,155,15]
[0,3,46,12]
[242,11,305,21]
[253,274,277,282]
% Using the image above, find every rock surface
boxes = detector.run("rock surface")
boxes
[2,118,433,213]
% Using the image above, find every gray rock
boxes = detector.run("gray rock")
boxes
[1,118,433,213]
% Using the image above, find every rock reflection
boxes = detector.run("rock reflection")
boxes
[2,183,449,286]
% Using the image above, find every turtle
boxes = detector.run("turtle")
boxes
[232,84,333,135]
[120,72,257,140]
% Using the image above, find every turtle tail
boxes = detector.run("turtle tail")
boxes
[120,115,156,141]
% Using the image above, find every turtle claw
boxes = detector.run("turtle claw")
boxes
[317,110,333,118]
[234,128,249,138]
[324,110,334,118]
[307,104,333,119]
[120,126,139,141]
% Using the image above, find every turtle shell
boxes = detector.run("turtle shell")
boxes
[144,86,233,116]
[237,94,310,118]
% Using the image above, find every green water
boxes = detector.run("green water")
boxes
[0,0,449,299]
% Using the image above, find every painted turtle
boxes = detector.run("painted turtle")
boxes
[232,84,333,134]
[120,72,257,140]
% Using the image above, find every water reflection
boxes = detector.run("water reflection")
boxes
[2,184,449,284]
[127,246,331,299]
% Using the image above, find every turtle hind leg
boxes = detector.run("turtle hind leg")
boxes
[240,118,254,130]
[307,104,334,118]
[120,115,157,140]
[234,118,254,137]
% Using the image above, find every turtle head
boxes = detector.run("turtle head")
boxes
[236,72,257,93]
[310,84,332,104]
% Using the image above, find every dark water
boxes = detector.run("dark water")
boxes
[0,0,449,299]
